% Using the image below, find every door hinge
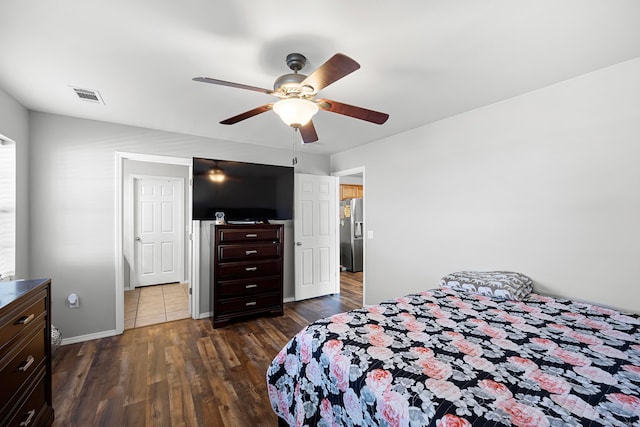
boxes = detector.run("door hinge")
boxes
[189,287,192,295]
[189,233,193,241]
[189,178,193,186]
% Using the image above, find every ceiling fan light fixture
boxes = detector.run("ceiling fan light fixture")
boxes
[273,98,318,128]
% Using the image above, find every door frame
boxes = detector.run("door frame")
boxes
[332,166,366,305]
[115,152,193,335]
[130,174,185,288]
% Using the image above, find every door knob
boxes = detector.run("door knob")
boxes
[296,242,302,246]
[135,237,141,241]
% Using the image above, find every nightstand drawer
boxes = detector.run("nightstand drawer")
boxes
[217,260,281,280]
[217,293,281,316]
[218,277,281,298]
[218,227,281,243]
[0,319,46,410]
[218,243,280,261]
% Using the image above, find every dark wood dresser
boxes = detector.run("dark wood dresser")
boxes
[0,279,54,427]
[211,224,284,328]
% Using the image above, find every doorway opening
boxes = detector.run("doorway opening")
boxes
[124,282,190,329]
[332,167,365,306]
[115,152,193,334]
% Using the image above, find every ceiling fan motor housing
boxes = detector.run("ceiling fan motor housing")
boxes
[273,73,307,93]
[274,53,312,95]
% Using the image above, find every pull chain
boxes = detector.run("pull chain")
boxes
[292,128,298,166]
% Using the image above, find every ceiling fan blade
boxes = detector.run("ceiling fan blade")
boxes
[316,98,389,124]
[220,104,273,125]
[301,54,360,93]
[193,77,273,95]
[299,121,319,143]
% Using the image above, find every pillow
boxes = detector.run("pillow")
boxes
[439,271,533,301]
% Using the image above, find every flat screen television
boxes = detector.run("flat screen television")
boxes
[192,157,294,221]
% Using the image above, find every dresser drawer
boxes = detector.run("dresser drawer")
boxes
[217,259,281,280]
[5,368,47,427]
[218,277,281,298]
[0,319,46,410]
[217,227,281,243]
[217,293,281,316]
[218,243,280,261]
[0,296,46,358]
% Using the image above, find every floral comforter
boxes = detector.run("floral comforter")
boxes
[266,288,640,426]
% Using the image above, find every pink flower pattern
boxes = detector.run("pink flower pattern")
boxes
[366,369,393,394]
[574,365,617,385]
[606,393,640,416]
[550,394,600,421]
[477,379,513,400]
[496,398,550,427]
[267,288,640,426]
[419,357,453,380]
[435,414,471,427]
[378,390,410,427]
[527,369,571,395]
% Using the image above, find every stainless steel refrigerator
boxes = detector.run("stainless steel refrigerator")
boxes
[340,198,363,272]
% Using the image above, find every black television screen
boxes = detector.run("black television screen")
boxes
[192,158,294,221]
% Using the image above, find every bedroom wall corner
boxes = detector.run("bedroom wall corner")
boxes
[331,58,640,313]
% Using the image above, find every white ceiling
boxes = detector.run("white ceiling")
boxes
[1,1,639,155]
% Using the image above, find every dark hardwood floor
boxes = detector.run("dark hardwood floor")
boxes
[51,272,363,427]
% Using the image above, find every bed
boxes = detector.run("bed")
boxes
[266,272,640,426]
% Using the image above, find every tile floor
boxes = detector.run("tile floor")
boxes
[124,283,190,330]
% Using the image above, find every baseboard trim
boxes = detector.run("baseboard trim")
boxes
[61,329,118,345]
[283,297,295,303]
[197,311,212,319]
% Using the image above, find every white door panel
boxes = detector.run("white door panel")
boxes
[294,174,338,300]
[134,177,184,287]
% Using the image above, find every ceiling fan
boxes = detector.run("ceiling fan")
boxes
[193,53,389,143]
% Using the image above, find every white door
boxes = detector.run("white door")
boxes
[133,176,184,287]
[294,173,338,300]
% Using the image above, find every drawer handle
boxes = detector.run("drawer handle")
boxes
[245,301,257,306]
[17,313,35,325]
[245,250,258,255]
[19,409,36,427]
[245,284,258,289]
[18,355,35,372]
[245,267,257,272]
[245,234,258,238]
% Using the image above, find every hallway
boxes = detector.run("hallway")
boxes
[124,283,190,329]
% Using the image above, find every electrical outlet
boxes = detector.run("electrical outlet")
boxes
[67,293,79,308]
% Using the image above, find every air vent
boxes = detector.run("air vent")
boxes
[70,87,105,105]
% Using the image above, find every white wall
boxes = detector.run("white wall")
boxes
[0,88,29,279]
[28,112,329,340]
[332,58,640,313]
